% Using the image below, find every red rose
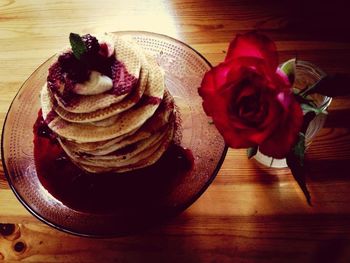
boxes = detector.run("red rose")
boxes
[199,32,303,158]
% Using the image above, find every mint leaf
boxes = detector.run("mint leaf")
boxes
[286,133,311,206]
[247,147,258,159]
[280,58,296,86]
[69,33,87,60]
[303,74,350,97]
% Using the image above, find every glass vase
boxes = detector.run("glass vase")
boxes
[254,60,332,168]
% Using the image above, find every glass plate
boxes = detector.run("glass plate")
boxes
[1,31,227,237]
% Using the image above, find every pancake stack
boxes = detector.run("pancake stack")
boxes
[40,33,176,173]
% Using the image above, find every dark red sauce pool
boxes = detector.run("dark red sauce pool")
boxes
[33,111,194,214]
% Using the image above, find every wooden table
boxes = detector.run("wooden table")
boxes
[1,0,350,262]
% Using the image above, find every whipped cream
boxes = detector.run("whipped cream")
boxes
[74,71,113,95]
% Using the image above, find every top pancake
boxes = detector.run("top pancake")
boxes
[53,60,148,123]
[52,36,142,114]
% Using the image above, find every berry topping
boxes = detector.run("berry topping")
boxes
[58,52,90,83]
[68,33,116,77]
[47,62,64,92]
[99,43,110,57]
[89,55,115,78]
[111,60,138,95]
[96,33,115,58]
[48,33,120,103]
[47,59,80,107]
[69,33,101,62]
[99,41,115,58]
[81,34,100,55]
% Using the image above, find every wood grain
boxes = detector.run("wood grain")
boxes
[1,215,350,262]
[1,0,350,262]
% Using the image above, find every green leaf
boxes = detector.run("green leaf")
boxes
[280,58,296,86]
[303,74,350,97]
[301,111,316,134]
[247,147,258,159]
[294,133,306,166]
[286,133,312,206]
[69,33,87,60]
[293,92,316,106]
[300,103,327,115]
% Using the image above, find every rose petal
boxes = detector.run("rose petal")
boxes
[199,62,234,93]
[276,68,291,87]
[199,62,242,116]
[225,31,278,73]
[200,64,282,148]
[209,86,278,147]
[259,97,303,158]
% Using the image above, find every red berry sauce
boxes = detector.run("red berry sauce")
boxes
[33,110,194,214]
[110,60,138,96]
[138,95,162,106]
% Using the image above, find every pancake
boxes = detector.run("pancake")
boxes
[61,90,175,155]
[53,36,142,114]
[53,63,148,123]
[60,127,139,153]
[41,58,165,143]
[74,121,175,173]
[40,33,177,174]
[60,123,169,166]
[59,124,171,169]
